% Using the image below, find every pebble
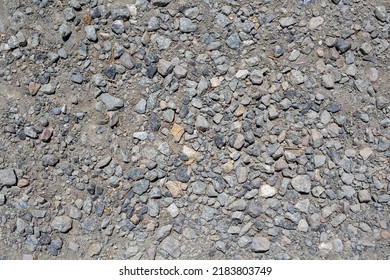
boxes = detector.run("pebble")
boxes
[259,184,277,198]
[100,93,124,111]
[179,18,197,33]
[51,216,72,233]
[251,236,271,252]
[0,169,17,188]
[291,175,311,194]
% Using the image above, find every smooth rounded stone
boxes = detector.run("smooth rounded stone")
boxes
[335,39,351,54]
[279,17,296,27]
[330,213,347,227]
[195,115,209,132]
[375,6,388,22]
[322,74,335,89]
[201,206,216,221]
[291,175,312,194]
[0,168,17,188]
[259,184,277,198]
[175,166,191,183]
[192,181,206,195]
[226,33,241,49]
[251,236,271,252]
[41,154,59,167]
[309,16,324,30]
[82,218,97,231]
[358,190,371,203]
[156,224,173,242]
[85,26,97,42]
[179,18,197,33]
[160,236,181,258]
[59,24,72,39]
[51,216,72,233]
[87,243,102,258]
[100,93,124,111]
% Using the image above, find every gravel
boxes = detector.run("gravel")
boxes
[0,0,388,261]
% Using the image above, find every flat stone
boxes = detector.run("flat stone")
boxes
[156,224,172,242]
[151,0,171,7]
[0,168,17,188]
[100,93,124,111]
[96,155,112,169]
[51,216,72,233]
[358,190,371,203]
[330,213,347,227]
[170,123,185,142]
[359,147,373,160]
[259,184,277,198]
[251,236,271,252]
[291,175,311,194]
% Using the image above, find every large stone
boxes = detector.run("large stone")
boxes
[179,18,197,33]
[51,216,72,233]
[291,175,312,194]
[0,169,17,188]
[259,184,277,198]
[251,236,271,252]
[100,93,124,111]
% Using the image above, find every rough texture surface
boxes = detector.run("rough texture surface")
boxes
[0,0,389,260]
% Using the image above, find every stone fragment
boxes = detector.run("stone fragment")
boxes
[179,18,197,33]
[259,184,277,198]
[170,124,185,142]
[0,169,17,188]
[51,216,72,233]
[309,16,324,30]
[251,236,271,252]
[100,93,124,111]
[291,175,311,194]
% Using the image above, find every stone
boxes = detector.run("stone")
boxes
[330,213,347,227]
[173,65,187,79]
[100,93,124,111]
[359,147,373,160]
[112,20,125,34]
[59,24,72,39]
[160,236,181,258]
[192,181,206,195]
[179,18,197,33]
[251,236,271,252]
[226,33,241,49]
[151,0,171,7]
[0,168,17,188]
[85,26,97,42]
[375,6,388,22]
[358,190,371,203]
[335,39,351,54]
[28,82,41,96]
[201,206,216,221]
[51,216,72,233]
[41,155,59,167]
[170,123,185,142]
[134,99,147,114]
[279,17,296,27]
[96,155,112,169]
[195,115,209,132]
[259,184,277,198]
[156,225,172,242]
[157,59,173,77]
[311,129,324,148]
[322,74,335,89]
[376,96,390,110]
[291,175,311,194]
[236,166,248,184]
[175,166,190,183]
[87,243,102,258]
[309,16,324,30]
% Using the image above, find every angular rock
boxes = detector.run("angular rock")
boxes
[291,175,311,194]
[100,93,124,111]
[51,216,72,233]
[251,236,271,252]
[0,169,17,188]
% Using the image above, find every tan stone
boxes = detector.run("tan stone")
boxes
[28,82,40,96]
[170,123,185,142]
[165,181,184,198]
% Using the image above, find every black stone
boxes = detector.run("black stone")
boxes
[175,165,190,183]
[149,112,161,131]
[104,67,117,80]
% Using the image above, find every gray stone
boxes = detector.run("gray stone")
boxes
[157,59,173,77]
[41,154,59,167]
[51,216,72,233]
[160,236,181,258]
[119,53,135,70]
[82,218,97,231]
[179,18,197,33]
[236,166,248,184]
[112,20,125,34]
[251,236,271,252]
[132,180,150,195]
[376,96,390,110]
[156,224,172,242]
[291,175,311,194]
[0,168,17,188]
[192,181,206,195]
[314,155,326,168]
[216,241,228,253]
[59,24,72,39]
[335,39,351,54]
[375,6,388,22]
[134,98,147,114]
[279,17,296,27]
[331,213,347,227]
[0,194,5,205]
[151,0,171,7]
[175,166,190,183]
[100,93,124,111]
[259,184,277,198]
[358,190,371,203]
[226,33,241,49]
[195,115,209,132]
[201,206,216,221]
[85,26,97,42]
[228,199,247,211]
[322,74,335,89]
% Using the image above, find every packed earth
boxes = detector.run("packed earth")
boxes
[0,0,389,260]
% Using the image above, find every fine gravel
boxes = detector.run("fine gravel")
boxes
[0,0,389,260]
